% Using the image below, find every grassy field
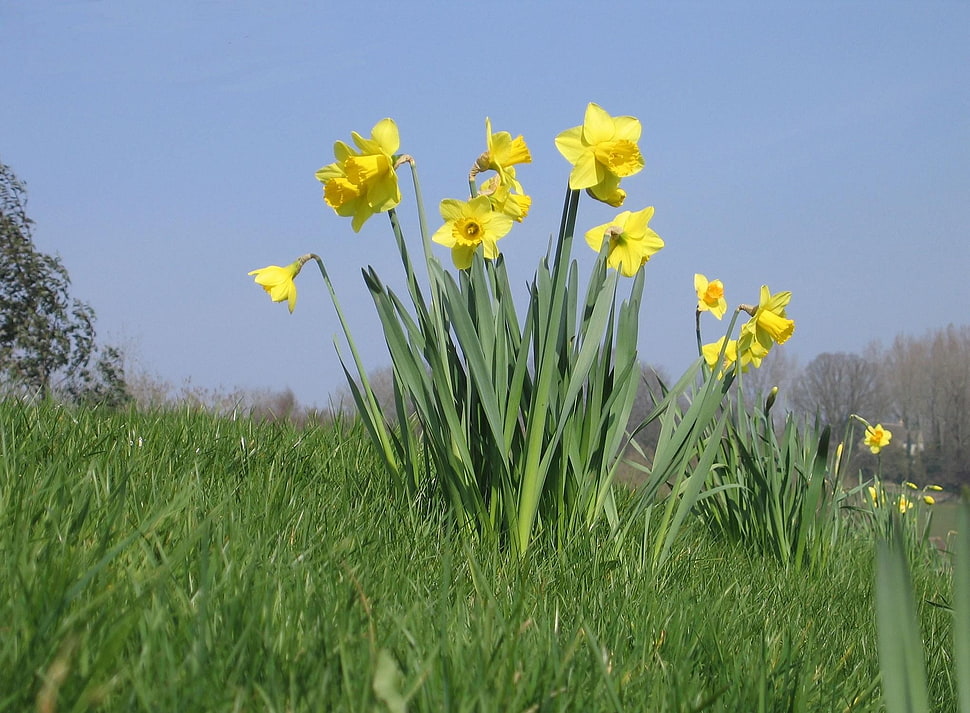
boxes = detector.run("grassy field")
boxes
[0,400,958,711]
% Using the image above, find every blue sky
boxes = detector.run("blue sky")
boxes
[2,1,968,408]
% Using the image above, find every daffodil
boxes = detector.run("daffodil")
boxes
[584,207,663,277]
[867,485,881,507]
[478,170,532,222]
[694,274,727,319]
[864,424,892,454]
[702,335,764,373]
[248,256,311,313]
[898,494,913,514]
[555,103,644,206]
[923,495,936,506]
[477,117,531,182]
[702,336,737,373]
[738,285,795,358]
[315,118,402,232]
[432,196,514,269]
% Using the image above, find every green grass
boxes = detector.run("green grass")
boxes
[0,400,957,711]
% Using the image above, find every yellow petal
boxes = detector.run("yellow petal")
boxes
[568,152,603,190]
[371,118,400,154]
[554,126,586,164]
[582,102,615,144]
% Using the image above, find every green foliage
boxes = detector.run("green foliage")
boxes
[6,401,959,711]
[0,159,126,405]
[621,359,734,572]
[874,495,969,713]
[323,176,691,558]
[697,387,860,571]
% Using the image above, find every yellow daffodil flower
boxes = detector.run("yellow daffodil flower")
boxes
[584,207,663,277]
[702,336,737,371]
[478,117,531,181]
[702,335,764,373]
[694,274,727,319]
[897,494,913,514]
[432,196,514,269]
[478,170,532,222]
[927,485,944,492]
[923,495,936,506]
[248,256,310,313]
[315,118,402,232]
[555,103,644,206]
[738,285,795,359]
[867,486,881,507]
[864,424,892,454]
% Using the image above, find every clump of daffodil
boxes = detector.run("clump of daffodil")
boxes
[584,207,663,277]
[738,285,795,359]
[926,484,944,501]
[432,196,514,269]
[315,118,402,232]
[695,274,727,319]
[867,483,915,513]
[555,102,644,207]
[248,254,313,313]
[906,481,942,506]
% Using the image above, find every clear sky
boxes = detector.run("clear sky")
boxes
[2,1,968,408]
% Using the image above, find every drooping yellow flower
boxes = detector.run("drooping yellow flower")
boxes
[555,103,644,206]
[738,285,795,359]
[584,207,663,277]
[694,274,727,319]
[479,117,531,181]
[315,118,402,232]
[864,424,892,454]
[702,337,737,371]
[927,485,944,492]
[478,168,532,222]
[432,196,514,269]
[923,495,936,506]
[248,256,310,313]
[702,335,764,373]
[586,172,626,207]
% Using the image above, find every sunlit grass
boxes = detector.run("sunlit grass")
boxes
[1,399,958,711]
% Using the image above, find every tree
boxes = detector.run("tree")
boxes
[0,159,127,403]
[791,351,886,432]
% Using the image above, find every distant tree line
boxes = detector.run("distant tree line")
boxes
[0,159,129,406]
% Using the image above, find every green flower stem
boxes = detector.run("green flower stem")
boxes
[695,309,703,357]
[401,161,453,392]
[404,159,434,269]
